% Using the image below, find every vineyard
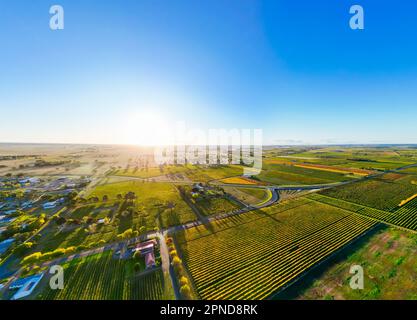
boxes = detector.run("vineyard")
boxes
[39,252,166,300]
[308,193,417,232]
[257,162,351,186]
[177,199,377,299]
[320,176,417,211]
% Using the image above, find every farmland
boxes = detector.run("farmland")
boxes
[1,144,417,301]
[308,193,417,232]
[295,227,417,300]
[222,186,270,206]
[176,198,377,299]
[38,251,168,300]
[320,174,417,212]
[87,181,197,228]
[257,162,353,186]
[113,164,244,182]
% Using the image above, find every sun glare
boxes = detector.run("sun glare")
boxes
[124,112,172,146]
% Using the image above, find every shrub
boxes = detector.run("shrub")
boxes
[21,252,42,265]
[179,284,191,299]
[179,276,188,286]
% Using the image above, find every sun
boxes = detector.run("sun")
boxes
[124,112,172,146]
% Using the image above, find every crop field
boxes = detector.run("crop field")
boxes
[113,164,245,182]
[257,163,353,186]
[176,198,377,299]
[400,166,417,174]
[39,252,166,300]
[114,165,191,179]
[184,165,244,182]
[220,177,258,185]
[292,163,373,176]
[308,193,417,232]
[269,147,416,172]
[320,175,417,212]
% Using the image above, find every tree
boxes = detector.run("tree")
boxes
[134,262,141,273]
[13,242,35,256]
[172,256,182,273]
[179,276,188,286]
[133,250,142,260]
[21,252,42,265]
[179,284,191,299]
[166,201,176,214]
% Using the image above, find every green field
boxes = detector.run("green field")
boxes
[88,181,197,228]
[223,186,269,206]
[27,181,198,257]
[176,198,376,299]
[320,174,417,212]
[114,164,244,182]
[257,162,354,186]
[192,196,241,216]
[297,227,417,300]
[38,251,168,300]
[115,165,191,179]
[264,146,416,172]
[308,193,417,232]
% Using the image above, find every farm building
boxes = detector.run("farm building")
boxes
[42,198,64,209]
[134,240,156,255]
[18,177,40,185]
[145,252,156,269]
[134,240,157,269]
[43,201,57,209]
[21,201,33,209]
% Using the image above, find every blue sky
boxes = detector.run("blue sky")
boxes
[1,0,417,145]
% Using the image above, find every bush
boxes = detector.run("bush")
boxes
[13,242,35,256]
[179,276,188,286]
[179,284,191,299]
[134,262,141,273]
[21,252,42,265]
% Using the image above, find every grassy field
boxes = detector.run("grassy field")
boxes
[184,165,244,182]
[192,196,242,216]
[220,177,258,185]
[257,162,354,186]
[223,187,269,206]
[114,165,190,179]
[28,181,198,256]
[37,251,169,300]
[176,198,376,299]
[114,164,244,182]
[296,227,417,300]
[88,181,197,228]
